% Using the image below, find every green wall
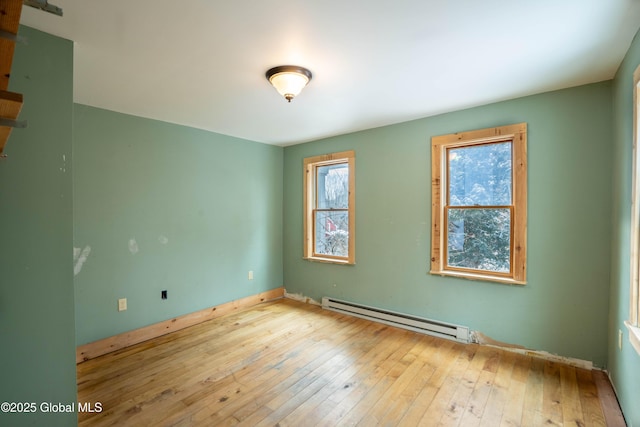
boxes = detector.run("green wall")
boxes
[73,105,283,345]
[283,82,613,367]
[0,27,76,426]
[609,28,640,427]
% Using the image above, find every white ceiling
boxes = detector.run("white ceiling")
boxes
[20,0,640,146]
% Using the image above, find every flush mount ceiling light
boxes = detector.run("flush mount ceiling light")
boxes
[265,65,312,102]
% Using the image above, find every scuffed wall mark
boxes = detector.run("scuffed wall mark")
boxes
[158,235,169,245]
[128,238,139,254]
[59,154,67,173]
[284,290,321,306]
[73,245,91,276]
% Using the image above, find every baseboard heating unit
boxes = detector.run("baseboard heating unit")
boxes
[322,297,470,343]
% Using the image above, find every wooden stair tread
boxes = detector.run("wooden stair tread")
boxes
[0,0,25,155]
[0,0,23,91]
[0,89,24,155]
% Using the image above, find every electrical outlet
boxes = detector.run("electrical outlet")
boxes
[161,290,167,300]
[118,298,127,312]
[619,329,623,350]
[248,270,253,280]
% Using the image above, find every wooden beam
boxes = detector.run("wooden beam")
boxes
[76,287,285,363]
[0,89,23,154]
[0,0,23,91]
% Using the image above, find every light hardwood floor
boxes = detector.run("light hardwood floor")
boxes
[77,299,625,426]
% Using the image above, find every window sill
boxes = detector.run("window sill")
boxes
[304,256,354,265]
[625,321,640,356]
[429,269,526,286]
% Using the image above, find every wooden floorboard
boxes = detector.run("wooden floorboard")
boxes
[77,299,626,426]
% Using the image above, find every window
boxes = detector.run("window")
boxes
[303,150,355,264]
[627,65,640,355]
[430,123,527,284]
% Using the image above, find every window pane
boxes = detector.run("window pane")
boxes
[447,208,510,273]
[448,142,512,206]
[315,210,349,257]
[317,164,349,209]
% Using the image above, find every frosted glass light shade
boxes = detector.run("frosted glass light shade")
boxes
[266,66,312,102]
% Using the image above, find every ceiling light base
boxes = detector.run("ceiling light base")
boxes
[266,65,312,102]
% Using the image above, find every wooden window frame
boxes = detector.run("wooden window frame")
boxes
[303,150,355,265]
[626,65,640,355]
[430,123,527,285]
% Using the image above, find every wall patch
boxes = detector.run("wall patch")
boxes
[128,238,139,254]
[73,245,91,276]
